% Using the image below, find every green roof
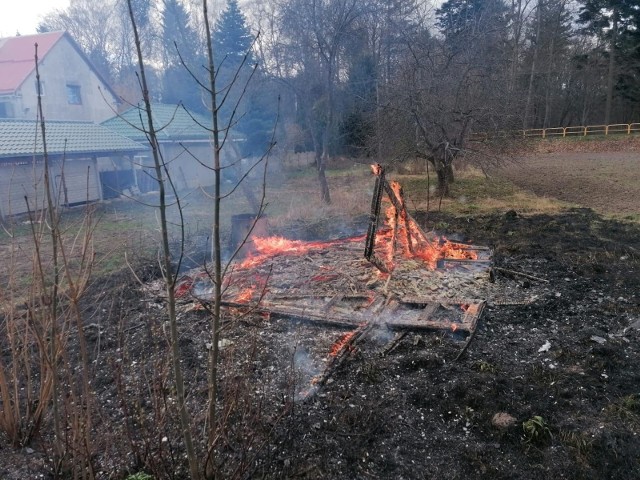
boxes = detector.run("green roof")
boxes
[0,119,145,159]
[102,103,214,142]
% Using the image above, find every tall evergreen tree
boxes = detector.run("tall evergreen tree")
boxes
[213,0,277,157]
[522,0,574,128]
[435,0,510,79]
[436,0,509,44]
[161,0,203,111]
[578,0,640,122]
[213,0,254,69]
[341,54,377,156]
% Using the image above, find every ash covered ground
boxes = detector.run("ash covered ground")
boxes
[4,205,639,479]
[259,208,640,479]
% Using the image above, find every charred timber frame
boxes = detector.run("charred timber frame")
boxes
[219,295,485,335]
[364,164,434,273]
[364,164,387,271]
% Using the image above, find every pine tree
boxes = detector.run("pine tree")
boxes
[436,0,508,42]
[341,54,377,157]
[213,0,254,69]
[435,0,510,73]
[161,0,203,111]
[578,0,640,123]
[213,0,277,157]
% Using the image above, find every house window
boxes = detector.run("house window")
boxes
[66,84,82,105]
[0,102,14,118]
[35,80,45,96]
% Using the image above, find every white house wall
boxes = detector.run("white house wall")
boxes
[164,143,215,190]
[0,161,46,217]
[16,37,119,122]
[56,158,101,205]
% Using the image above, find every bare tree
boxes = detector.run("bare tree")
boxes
[123,0,272,477]
[379,0,514,195]
[279,0,368,203]
[39,0,159,104]
[38,0,117,83]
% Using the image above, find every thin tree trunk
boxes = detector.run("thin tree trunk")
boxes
[435,145,452,196]
[34,44,63,464]
[508,0,524,96]
[127,1,199,478]
[319,61,334,204]
[524,0,542,129]
[543,35,556,129]
[604,8,618,126]
[202,1,223,477]
[317,157,331,203]
[436,167,449,196]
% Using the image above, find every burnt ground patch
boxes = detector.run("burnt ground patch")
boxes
[1,207,639,479]
[266,208,640,479]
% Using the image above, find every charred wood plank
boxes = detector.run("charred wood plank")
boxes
[368,254,391,274]
[301,322,373,401]
[381,331,408,356]
[365,165,385,260]
[418,304,438,322]
[454,301,486,361]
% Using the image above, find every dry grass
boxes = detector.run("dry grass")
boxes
[0,160,581,283]
[397,167,570,217]
[263,161,571,233]
[264,163,372,231]
[0,155,598,309]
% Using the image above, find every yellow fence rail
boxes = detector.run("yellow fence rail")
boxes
[470,123,640,141]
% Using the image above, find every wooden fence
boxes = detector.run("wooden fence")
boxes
[470,123,640,141]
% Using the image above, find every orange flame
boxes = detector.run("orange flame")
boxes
[441,240,478,260]
[372,218,478,269]
[233,172,478,273]
[234,287,255,303]
[239,235,364,269]
[175,276,194,298]
[451,323,458,332]
[329,331,357,357]
[364,164,480,269]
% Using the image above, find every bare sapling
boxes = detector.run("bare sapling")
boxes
[125,0,199,478]
[0,44,99,478]
[121,0,275,476]
[34,44,97,477]
[198,1,273,475]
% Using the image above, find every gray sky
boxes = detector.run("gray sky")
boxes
[0,0,70,37]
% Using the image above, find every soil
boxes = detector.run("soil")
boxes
[1,153,640,479]
[495,149,640,218]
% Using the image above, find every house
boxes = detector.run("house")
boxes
[0,31,120,122]
[0,119,145,218]
[102,103,237,194]
[0,31,147,218]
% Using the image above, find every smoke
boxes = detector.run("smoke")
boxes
[369,322,394,345]
[293,347,320,380]
[292,346,321,402]
[191,276,214,298]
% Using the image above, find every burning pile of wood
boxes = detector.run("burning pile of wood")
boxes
[139,166,556,400]
[183,165,491,335]
[150,166,508,400]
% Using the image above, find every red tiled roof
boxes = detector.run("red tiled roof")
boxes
[0,31,65,95]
